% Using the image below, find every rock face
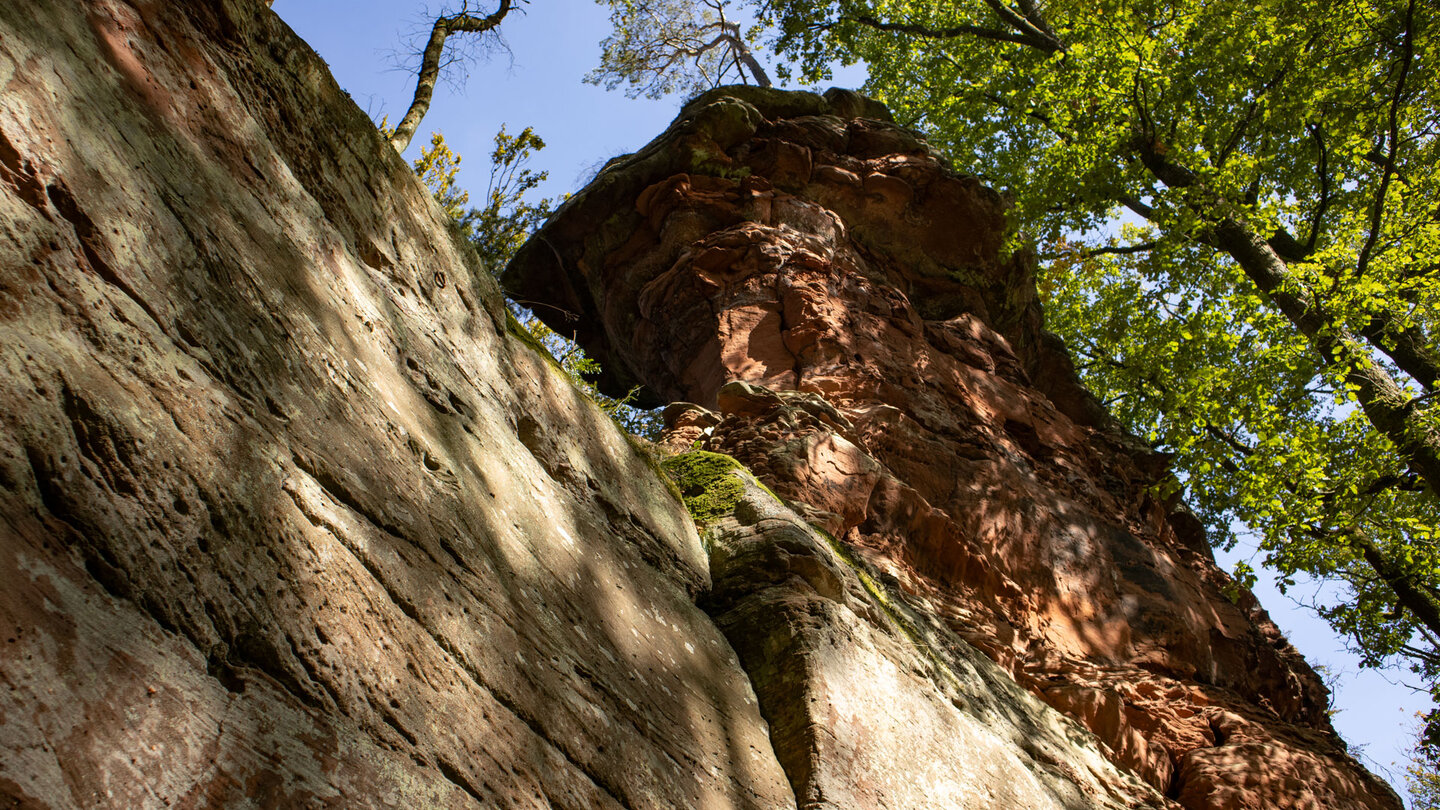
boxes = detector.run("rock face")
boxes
[687,452,1162,809]
[506,86,1404,809]
[0,2,794,807]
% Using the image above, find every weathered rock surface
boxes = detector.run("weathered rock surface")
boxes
[702,463,1165,809]
[507,86,1404,809]
[0,2,796,807]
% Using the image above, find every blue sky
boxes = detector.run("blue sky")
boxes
[284,2,700,202]
[275,1,1424,799]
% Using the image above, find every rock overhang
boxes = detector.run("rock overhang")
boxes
[502,84,1017,408]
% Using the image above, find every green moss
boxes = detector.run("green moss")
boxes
[680,86,831,122]
[810,524,892,610]
[685,142,753,180]
[688,96,762,149]
[661,451,748,526]
[626,433,687,507]
[748,473,784,507]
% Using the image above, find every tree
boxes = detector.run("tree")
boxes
[589,0,771,99]
[469,125,554,273]
[1409,716,1440,809]
[389,0,521,153]
[764,0,1440,725]
[1412,755,1440,810]
[411,131,471,223]
[393,126,552,273]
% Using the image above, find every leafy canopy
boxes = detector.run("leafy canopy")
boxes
[588,0,772,98]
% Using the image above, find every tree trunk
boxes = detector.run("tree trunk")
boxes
[716,21,771,88]
[1360,314,1440,392]
[1354,530,1440,639]
[735,42,772,87]
[1209,219,1440,494]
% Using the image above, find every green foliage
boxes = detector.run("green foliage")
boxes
[469,125,555,273]
[508,309,664,438]
[408,126,662,440]
[412,132,471,224]
[588,0,771,99]
[764,0,1440,722]
[1409,719,1440,809]
[661,451,748,524]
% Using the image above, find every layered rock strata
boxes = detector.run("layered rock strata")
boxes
[506,86,1403,809]
[0,2,797,807]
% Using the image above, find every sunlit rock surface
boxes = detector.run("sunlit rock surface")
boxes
[507,85,1403,810]
[0,2,793,807]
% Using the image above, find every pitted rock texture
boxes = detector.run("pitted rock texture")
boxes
[507,86,1403,809]
[701,465,1170,809]
[0,2,795,808]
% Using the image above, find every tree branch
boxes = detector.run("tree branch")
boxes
[1352,528,1440,642]
[1356,0,1417,280]
[1209,73,1284,173]
[1116,193,1156,220]
[1301,122,1331,258]
[978,0,1065,53]
[390,0,518,154]
[720,21,772,87]
[849,13,1037,49]
[1130,134,1440,637]
[1132,131,1440,392]
[1077,241,1158,257]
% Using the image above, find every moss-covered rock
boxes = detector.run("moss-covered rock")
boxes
[680,85,833,123]
[687,95,762,150]
[662,451,749,525]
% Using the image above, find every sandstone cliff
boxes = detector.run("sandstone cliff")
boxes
[506,86,1405,809]
[0,1,1402,809]
[0,1,787,806]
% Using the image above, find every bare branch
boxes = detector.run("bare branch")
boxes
[390,0,519,154]
[589,0,770,98]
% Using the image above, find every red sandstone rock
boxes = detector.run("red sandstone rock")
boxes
[702,468,1170,809]
[507,85,1403,809]
[0,3,794,807]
